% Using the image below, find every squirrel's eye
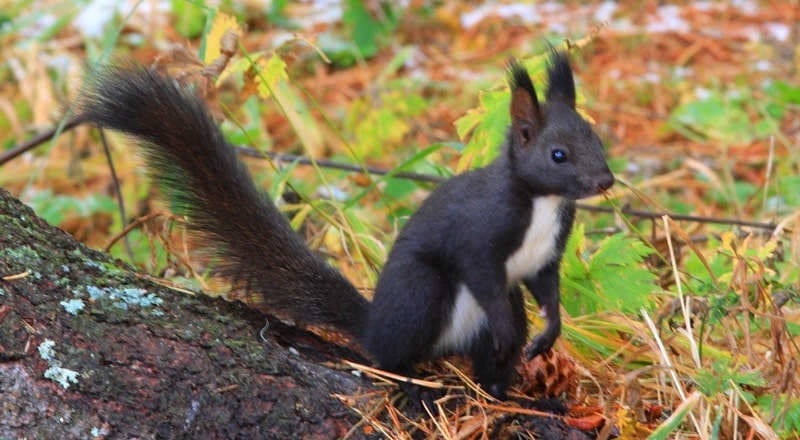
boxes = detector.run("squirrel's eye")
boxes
[552,149,567,163]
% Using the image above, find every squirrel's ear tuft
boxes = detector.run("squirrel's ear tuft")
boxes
[545,51,576,108]
[507,60,543,145]
[507,60,537,102]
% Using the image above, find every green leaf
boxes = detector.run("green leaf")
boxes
[343,0,396,58]
[174,0,207,40]
[561,223,589,280]
[778,176,800,207]
[267,0,292,27]
[316,33,358,68]
[787,323,800,338]
[785,398,800,433]
[24,191,116,227]
[588,232,650,267]
[668,87,777,144]
[561,223,594,316]
[764,80,800,105]
[454,90,510,169]
[695,359,767,397]
[560,228,657,315]
[589,234,656,311]
[345,85,427,160]
[381,178,417,204]
[706,180,758,207]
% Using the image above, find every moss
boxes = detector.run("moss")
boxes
[54,277,74,289]
[0,244,42,266]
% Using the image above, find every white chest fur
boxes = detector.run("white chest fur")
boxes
[505,195,563,282]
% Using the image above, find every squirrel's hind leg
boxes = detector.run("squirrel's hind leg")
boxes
[470,285,528,400]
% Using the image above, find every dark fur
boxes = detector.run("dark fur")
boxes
[76,52,613,401]
[77,64,369,335]
[364,54,613,397]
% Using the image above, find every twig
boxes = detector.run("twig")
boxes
[2,271,31,281]
[578,204,778,231]
[6,122,784,233]
[234,145,447,184]
[103,211,166,252]
[344,360,446,390]
[0,119,81,166]
[99,129,135,261]
[239,145,781,232]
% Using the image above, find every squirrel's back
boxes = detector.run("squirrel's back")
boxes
[77,64,369,335]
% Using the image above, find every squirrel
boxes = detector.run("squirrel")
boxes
[76,51,614,404]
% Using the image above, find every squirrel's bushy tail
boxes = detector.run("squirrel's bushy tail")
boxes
[77,63,368,335]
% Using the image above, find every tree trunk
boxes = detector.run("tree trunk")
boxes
[0,187,373,439]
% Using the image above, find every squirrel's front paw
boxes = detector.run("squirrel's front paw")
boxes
[524,334,555,360]
[524,317,561,360]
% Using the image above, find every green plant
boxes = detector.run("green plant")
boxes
[756,394,800,438]
[694,359,766,399]
[343,0,398,59]
[344,80,427,160]
[561,224,658,316]
[669,87,772,144]
[24,190,116,226]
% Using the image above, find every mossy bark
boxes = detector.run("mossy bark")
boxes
[0,187,372,439]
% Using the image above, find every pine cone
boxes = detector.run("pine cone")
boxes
[517,350,577,397]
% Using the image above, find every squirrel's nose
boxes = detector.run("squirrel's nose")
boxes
[597,173,615,191]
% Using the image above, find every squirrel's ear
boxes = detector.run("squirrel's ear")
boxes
[545,51,576,109]
[507,61,544,145]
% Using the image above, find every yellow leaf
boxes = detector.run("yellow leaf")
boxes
[758,238,778,260]
[216,54,262,86]
[255,54,288,100]
[324,226,344,254]
[719,231,736,254]
[203,11,243,65]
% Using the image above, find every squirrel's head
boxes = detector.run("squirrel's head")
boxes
[506,52,614,200]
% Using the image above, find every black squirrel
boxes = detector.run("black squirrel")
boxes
[76,51,614,402]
